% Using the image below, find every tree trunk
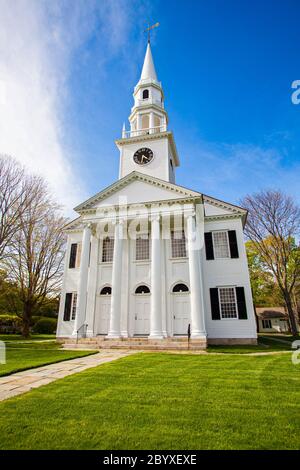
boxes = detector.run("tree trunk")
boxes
[285,293,298,336]
[21,302,32,338]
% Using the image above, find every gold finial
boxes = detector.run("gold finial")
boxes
[144,22,159,43]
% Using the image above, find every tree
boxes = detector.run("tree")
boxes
[241,190,300,336]
[246,241,282,307]
[4,177,67,337]
[0,156,35,261]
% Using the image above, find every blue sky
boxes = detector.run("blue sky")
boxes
[1,0,300,215]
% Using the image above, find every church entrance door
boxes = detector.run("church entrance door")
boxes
[96,287,111,335]
[173,292,190,335]
[134,286,150,335]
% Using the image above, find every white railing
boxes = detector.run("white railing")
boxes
[122,125,167,139]
[133,98,164,109]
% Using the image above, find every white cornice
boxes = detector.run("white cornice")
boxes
[115,131,180,166]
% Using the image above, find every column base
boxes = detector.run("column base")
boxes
[149,333,164,340]
[191,331,207,340]
[86,329,94,338]
[106,332,122,339]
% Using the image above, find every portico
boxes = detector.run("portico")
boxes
[71,201,207,342]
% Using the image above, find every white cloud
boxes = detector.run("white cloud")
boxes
[0,0,149,215]
[179,137,300,204]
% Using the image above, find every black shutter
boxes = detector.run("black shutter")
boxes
[63,293,72,321]
[236,287,247,319]
[69,243,77,268]
[210,288,221,320]
[228,230,239,258]
[205,232,214,260]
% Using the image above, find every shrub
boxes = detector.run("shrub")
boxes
[0,314,22,334]
[32,317,57,334]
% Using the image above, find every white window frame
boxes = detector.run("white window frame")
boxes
[101,236,114,263]
[262,319,272,329]
[71,292,78,321]
[212,231,230,259]
[135,234,150,261]
[171,230,187,259]
[218,286,238,320]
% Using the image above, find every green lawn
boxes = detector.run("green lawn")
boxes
[0,340,96,377]
[207,335,294,354]
[0,334,56,342]
[0,352,299,450]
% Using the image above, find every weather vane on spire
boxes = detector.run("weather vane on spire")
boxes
[144,22,159,43]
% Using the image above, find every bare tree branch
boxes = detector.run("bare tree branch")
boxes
[241,189,300,335]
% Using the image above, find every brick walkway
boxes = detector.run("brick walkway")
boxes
[0,350,136,402]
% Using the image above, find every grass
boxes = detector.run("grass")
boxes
[259,334,300,344]
[0,334,55,342]
[0,340,96,377]
[0,352,299,449]
[207,335,293,353]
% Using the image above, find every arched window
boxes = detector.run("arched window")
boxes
[135,285,150,294]
[142,89,149,99]
[100,286,112,295]
[172,283,189,293]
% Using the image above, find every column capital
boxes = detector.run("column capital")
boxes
[183,209,196,219]
[111,217,126,226]
[83,222,96,235]
[150,214,160,223]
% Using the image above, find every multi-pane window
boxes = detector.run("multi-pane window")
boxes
[219,287,238,319]
[171,230,187,258]
[212,231,230,259]
[63,292,77,321]
[71,293,77,321]
[136,236,150,261]
[102,236,114,263]
[262,319,272,329]
[69,243,82,268]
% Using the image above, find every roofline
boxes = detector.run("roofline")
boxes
[74,171,201,212]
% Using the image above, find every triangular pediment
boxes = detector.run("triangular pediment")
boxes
[74,172,202,212]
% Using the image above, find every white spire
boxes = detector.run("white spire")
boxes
[140,42,158,81]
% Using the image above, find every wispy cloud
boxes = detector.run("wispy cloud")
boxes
[178,135,300,204]
[0,0,149,215]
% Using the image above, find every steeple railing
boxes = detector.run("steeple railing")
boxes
[122,125,167,139]
[133,98,164,109]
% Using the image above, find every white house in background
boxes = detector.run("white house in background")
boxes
[256,307,290,333]
[56,40,257,347]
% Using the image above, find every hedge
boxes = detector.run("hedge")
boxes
[32,317,57,334]
[0,315,22,334]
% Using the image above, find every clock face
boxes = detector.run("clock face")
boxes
[133,147,154,165]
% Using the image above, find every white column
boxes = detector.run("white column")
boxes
[186,213,206,338]
[137,113,142,135]
[150,215,163,339]
[73,224,91,336]
[85,231,99,337]
[149,112,155,134]
[107,219,124,338]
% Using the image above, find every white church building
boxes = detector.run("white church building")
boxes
[57,41,257,348]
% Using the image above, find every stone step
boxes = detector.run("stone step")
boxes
[61,336,207,351]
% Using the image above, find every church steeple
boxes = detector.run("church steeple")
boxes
[126,42,167,137]
[140,42,158,82]
[116,39,179,183]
